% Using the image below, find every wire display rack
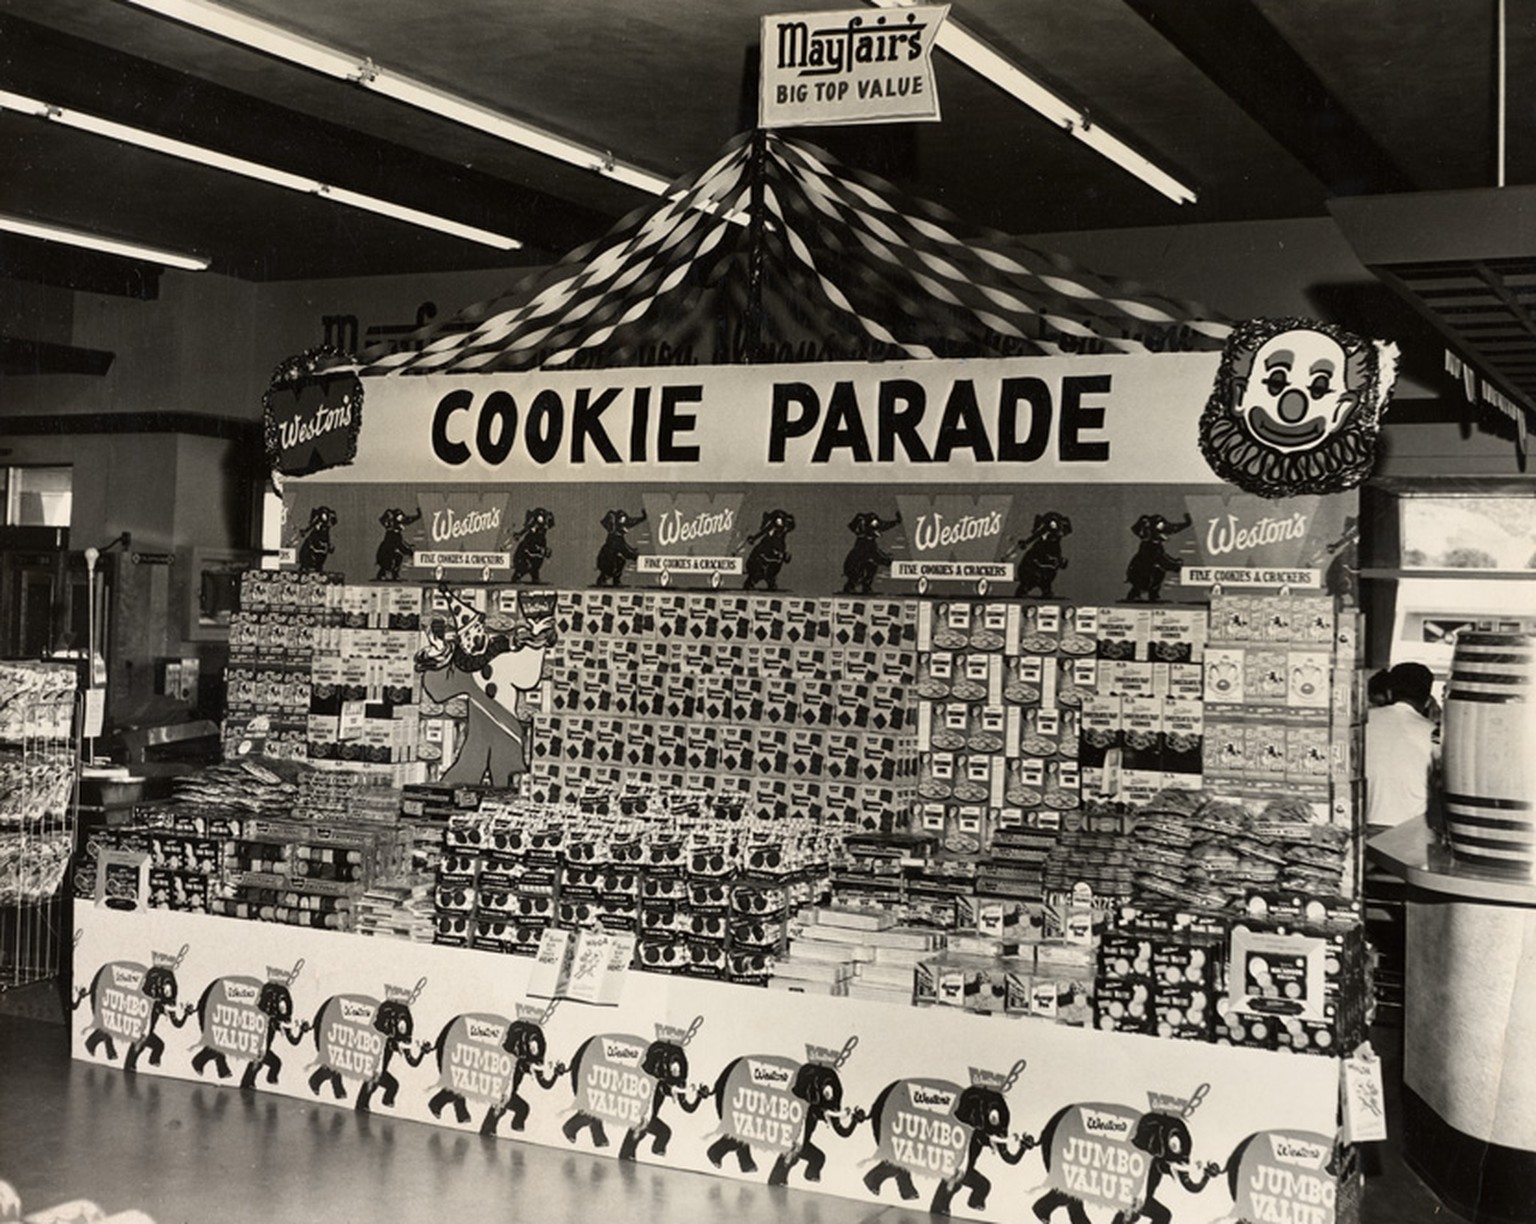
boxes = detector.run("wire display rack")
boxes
[0,661,80,990]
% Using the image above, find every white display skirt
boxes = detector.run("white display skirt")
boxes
[72,907,1343,1224]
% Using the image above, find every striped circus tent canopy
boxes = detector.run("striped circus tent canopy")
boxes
[349,132,1232,377]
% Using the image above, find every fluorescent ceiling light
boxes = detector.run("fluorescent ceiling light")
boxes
[867,0,1197,205]
[0,212,210,270]
[116,0,676,197]
[0,88,522,250]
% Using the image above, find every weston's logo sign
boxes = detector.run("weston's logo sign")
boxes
[1205,510,1309,557]
[417,493,510,553]
[896,495,1011,559]
[638,492,745,583]
[262,348,362,477]
[1186,493,1326,568]
[642,493,742,554]
[890,493,1013,589]
[1270,1136,1331,1168]
[906,1082,957,1114]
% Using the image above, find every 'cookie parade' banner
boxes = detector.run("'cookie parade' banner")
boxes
[74,908,1347,1224]
[300,356,1224,486]
[277,355,1361,600]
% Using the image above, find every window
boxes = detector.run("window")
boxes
[1400,495,1536,572]
[2,466,73,528]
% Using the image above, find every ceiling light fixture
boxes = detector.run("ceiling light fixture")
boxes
[115,0,676,197]
[865,0,1196,205]
[0,212,211,270]
[0,88,522,250]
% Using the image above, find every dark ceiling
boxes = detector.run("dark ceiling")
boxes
[0,0,1529,293]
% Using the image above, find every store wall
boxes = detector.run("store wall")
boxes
[1376,421,1535,480]
[0,428,249,720]
[0,264,534,422]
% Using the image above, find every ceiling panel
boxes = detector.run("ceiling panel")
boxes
[1,0,1532,294]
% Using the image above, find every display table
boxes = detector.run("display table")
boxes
[1368,820,1536,1224]
[71,906,1347,1224]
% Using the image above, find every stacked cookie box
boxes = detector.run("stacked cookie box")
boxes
[1095,900,1366,1055]
[430,789,832,986]
[224,570,340,762]
[1076,605,1209,807]
[530,590,920,824]
[86,806,409,931]
[1202,592,1359,826]
[914,600,1099,858]
[224,574,430,786]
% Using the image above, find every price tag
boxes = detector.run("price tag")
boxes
[526,928,574,1000]
[82,688,105,740]
[1341,1046,1388,1143]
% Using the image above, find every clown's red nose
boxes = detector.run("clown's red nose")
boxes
[1277,387,1310,423]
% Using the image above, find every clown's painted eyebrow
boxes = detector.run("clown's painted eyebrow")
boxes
[1308,357,1338,375]
[1263,348,1295,370]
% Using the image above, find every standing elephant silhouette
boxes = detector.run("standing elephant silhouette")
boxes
[295,506,338,573]
[1125,513,1192,602]
[743,509,796,591]
[1010,511,1072,598]
[511,508,555,584]
[842,511,901,595]
[374,507,421,580]
[595,509,646,587]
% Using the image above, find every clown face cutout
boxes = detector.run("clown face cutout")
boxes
[1240,330,1356,453]
[1200,318,1398,498]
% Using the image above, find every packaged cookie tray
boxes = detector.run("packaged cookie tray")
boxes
[0,829,72,903]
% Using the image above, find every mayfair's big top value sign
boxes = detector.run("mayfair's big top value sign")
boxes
[760,6,949,128]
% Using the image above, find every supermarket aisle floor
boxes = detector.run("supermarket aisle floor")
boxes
[0,997,1459,1224]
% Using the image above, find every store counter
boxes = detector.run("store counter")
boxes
[1368,819,1536,1224]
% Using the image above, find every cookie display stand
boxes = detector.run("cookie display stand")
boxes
[74,136,1383,1224]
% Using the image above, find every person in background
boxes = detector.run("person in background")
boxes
[1365,661,1441,832]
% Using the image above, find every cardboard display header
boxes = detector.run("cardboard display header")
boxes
[303,354,1224,487]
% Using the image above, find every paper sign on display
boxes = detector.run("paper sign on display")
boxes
[760,7,947,128]
[1341,1051,1388,1144]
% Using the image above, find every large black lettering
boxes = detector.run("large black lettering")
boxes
[998,377,1052,462]
[572,388,621,463]
[526,390,563,465]
[476,391,517,466]
[432,389,474,466]
[1060,375,1110,462]
[658,385,702,462]
[932,380,994,463]
[630,387,651,462]
[811,382,873,464]
[768,383,821,463]
[877,380,932,463]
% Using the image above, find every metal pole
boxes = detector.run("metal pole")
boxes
[744,127,768,365]
[1498,0,1507,188]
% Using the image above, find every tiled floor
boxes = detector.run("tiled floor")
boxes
[0,978,1466,1224]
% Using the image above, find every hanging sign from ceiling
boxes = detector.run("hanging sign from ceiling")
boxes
[263,346,363,478]
[760,6,948,128]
